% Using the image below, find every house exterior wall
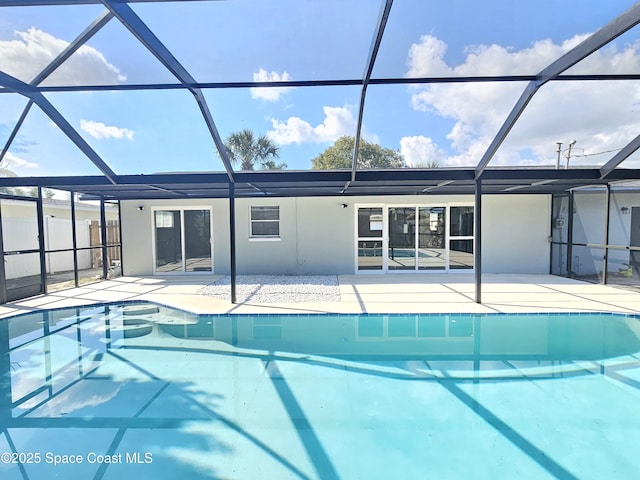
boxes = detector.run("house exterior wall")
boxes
[120,197,353,275]
[482,194,551,273]
[120,198,223,276]
[120,194,551,276]
[231,197,353,275]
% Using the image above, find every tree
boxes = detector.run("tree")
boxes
[260,159,287,170]
[0,164,22,196]
[1,166,57,197]
[224,129,286,170]
[410,159,441,168]
[25,186,56,198]
[311,136,405,169]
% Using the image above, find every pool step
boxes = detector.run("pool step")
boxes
[154,314,198,326]
[122,304,159,316]
[121,317,153,338]
[160,321,214,338]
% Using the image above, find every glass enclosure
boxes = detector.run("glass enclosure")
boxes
[0,192,123,304]
[0,198,43,302]
[550,185,640,288]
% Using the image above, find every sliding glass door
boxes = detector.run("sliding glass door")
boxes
[356,205,473,272]
[154,208,212,274]
[449,206,474,269]
[357,207,384,270]
[184,209,212,272]
[388,207,416,270]
[418,207,446,270]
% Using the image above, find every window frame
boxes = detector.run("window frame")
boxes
[249,205,281,241]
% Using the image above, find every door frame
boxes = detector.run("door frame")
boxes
[151,206,214,275]
[0,195,45,302]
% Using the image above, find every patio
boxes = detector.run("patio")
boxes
[1,273,639,319]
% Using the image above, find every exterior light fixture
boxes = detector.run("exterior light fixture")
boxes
[341,203,348,208]
[621,206,630,214]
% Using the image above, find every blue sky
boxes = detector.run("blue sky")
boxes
[1,0,640,177]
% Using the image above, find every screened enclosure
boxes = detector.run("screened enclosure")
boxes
[0,191,121,302]
[2,1,640,302]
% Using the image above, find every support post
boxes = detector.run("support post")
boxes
[70,191,79,287]
[100,196,108,280]
[549,195,556,275]
[474,177,482,304]
[602,185,611,284]
[117,200,124,276]
[36,187,47,295]
[567,191,575,277]
[0,202,6,305]
[229,183,237,304]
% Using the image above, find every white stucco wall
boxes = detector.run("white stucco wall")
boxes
[120,194,551,276]
[482,195,551,273]
[120,197,353,275]
[233,197,354,274]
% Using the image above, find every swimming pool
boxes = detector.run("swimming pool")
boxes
[1,302,639,479]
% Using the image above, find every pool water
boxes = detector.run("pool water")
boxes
[1,303,640,479]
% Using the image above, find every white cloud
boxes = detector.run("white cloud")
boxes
[0,151,38,169]
[406,35,451,77]
[268,105,378,145]
[29,380,123,416]
[0,27,125,85]
[80,120,134,140]
[268,115,314,144]
[400,136,447,167]
[250,68,294,101]
[405,34,640,167]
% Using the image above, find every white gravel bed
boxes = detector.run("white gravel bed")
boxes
[198,275,341,303]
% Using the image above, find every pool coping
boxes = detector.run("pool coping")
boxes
[2,298,640,322]
[2,273,640,319]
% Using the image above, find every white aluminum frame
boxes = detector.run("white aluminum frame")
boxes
[354,202,474,273]
[151,206,214,275]
[248,205,281,242]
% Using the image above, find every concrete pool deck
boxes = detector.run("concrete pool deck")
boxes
[1,273,639,318]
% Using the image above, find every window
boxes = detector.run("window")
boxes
[355,204,474,272]
[250,206,280,238]
[155,210,175,228]
[450,206,474,236]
